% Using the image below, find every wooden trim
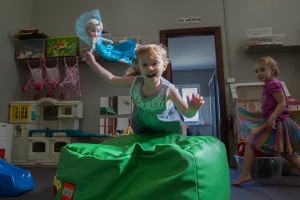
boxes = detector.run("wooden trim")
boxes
[160,27,229,158]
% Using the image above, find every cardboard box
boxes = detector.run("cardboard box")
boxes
[47,36,79,58]
[235,155,282,179]
[15,39,46,60]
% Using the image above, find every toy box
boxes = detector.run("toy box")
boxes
[15,39,46,60]
[47,36,79,58]
[235,155,282,179]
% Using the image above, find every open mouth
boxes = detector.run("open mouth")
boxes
[147,73,156,79]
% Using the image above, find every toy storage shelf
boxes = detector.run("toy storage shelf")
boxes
[15,55,115,67]
[244,45,300,54]
[15,56,78,67]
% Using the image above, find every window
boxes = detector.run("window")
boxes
[175,84,201,125]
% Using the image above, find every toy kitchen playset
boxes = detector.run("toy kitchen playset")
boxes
[7,97,91,166]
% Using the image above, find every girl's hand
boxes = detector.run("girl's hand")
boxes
[82,51,95,63]
[266,118,276,132]
[187,94,205,111]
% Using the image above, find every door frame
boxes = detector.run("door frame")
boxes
[160,26,229,155]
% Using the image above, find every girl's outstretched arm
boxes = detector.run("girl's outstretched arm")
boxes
[167,85,205,118]
[83,52,135,87]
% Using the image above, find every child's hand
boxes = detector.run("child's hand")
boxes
[82,52,95,63]
[187,94,205,111]
[266,118,276,132]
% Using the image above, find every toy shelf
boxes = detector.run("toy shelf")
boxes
[244,44,300,54]
[15,55,117,68]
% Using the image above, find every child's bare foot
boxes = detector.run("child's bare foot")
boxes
[231,175,252,186]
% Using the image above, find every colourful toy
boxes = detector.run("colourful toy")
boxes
[75,9,136,64]
[46,36,79,58]
[0,158,34,197]
[123,125,132,135]
[22,58,45,99]
[22,57,81,100]
[59,57,81,99]
[43,57,61,98]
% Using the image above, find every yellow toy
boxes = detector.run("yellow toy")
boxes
[124,126,132,135]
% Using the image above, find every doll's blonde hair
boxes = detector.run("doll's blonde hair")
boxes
[255,56,279,78]
[85,19,103,33]
[125,44,170,76]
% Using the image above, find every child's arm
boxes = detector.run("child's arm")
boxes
[83,52,135,87]
[267,91,286,130]
[167,85,205,118]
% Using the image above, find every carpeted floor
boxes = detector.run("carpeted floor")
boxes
[0,167,299,200]
[230,168,300,200]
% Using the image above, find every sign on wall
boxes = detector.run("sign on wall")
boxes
[178,16,203,23]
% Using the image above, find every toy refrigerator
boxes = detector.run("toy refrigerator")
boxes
[0,123,13,162]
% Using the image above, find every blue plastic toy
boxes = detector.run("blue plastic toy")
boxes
[0,158,34,197]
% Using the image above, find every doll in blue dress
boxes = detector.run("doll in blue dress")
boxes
[75,9,136,64]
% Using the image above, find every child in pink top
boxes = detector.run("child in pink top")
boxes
[232,56,300,186]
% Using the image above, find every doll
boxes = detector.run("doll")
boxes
[75,9,136,64]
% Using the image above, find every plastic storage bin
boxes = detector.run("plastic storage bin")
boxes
[47,36,79,58]
[246,34,285,46]
[246,27,273,37]
[15,39,46,60]
[235,155,282,179]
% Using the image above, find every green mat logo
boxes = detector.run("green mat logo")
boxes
[61,182,75,200]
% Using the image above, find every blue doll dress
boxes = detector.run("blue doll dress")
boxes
[130,76,184,134]
[95,39,136,64]
[75,9,136,64]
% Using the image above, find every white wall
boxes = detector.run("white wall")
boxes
[1,1,300,164]
[225,0,300,114]
[0,0,32,122]
[29,0,228,133]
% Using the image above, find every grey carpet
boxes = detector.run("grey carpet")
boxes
[0,167,299,200]
[230,168,300,200]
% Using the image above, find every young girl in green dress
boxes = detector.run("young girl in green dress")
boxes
[84,44,204,134]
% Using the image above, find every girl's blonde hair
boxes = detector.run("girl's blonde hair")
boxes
[125,44,170,76]
[85,19,103,33]
[255,56,279,78]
